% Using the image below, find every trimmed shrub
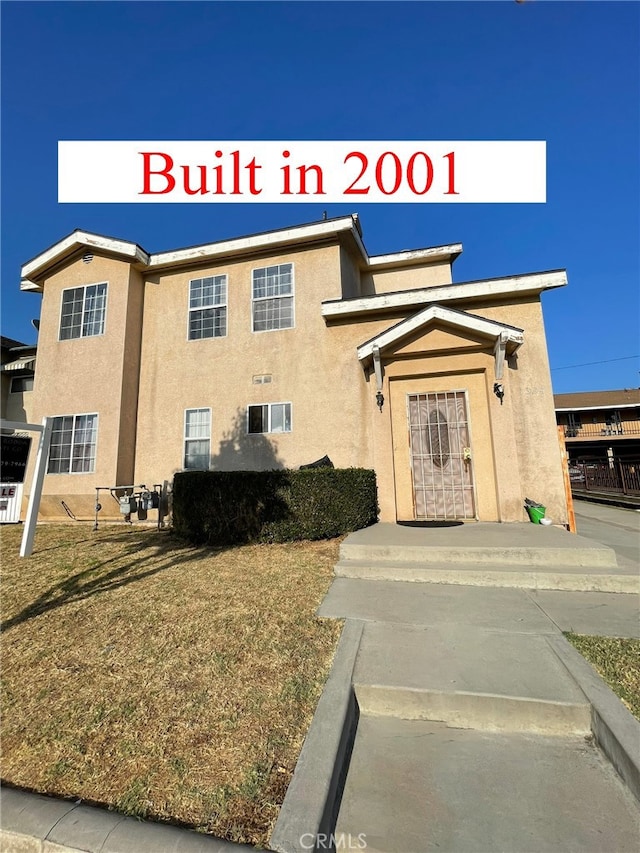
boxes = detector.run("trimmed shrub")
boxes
[172,468,378,546]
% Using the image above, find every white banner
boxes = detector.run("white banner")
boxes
[58,140,546,203]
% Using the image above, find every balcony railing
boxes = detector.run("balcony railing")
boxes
[561,422,640,439]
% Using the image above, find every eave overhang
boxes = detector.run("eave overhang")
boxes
[21,231,151,293]
[367,243,462,271]
[19,216,368,292]
[147,216,368,272]
[324,270,567,320]
[19,215,464,293]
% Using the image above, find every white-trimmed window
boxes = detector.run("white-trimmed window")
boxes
[59,283,107,340]
[188,276,227,340]
[47,413,98,474]
[247,402,292,434]
[252,263,294,332]
[184,408,211,469]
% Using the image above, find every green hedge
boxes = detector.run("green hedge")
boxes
[172,468,378,545]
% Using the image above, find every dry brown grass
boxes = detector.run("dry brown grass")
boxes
[565,633,640,720]
[0,523,342,846]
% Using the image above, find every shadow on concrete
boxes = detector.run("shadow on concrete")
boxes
[397,520,464,528]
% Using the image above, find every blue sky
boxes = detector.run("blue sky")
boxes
[1,0,638,394]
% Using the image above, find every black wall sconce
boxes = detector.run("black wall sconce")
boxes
[493,382,505,405]
[376,390,384,412]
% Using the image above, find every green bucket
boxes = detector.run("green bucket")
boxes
[527,505,546,524]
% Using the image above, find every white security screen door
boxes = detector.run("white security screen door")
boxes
[408,391,476,519]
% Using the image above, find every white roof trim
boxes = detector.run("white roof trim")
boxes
[367,243,462,269]
[148,217,364,269]
[555,403,639,412]
[22,231,149,282]
[324,270,568,319]
[20,217,368,289]
[357,305,524,361]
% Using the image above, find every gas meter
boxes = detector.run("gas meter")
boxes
[119,495,137,515]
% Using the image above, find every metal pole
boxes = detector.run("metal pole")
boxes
[20,416,53,558]
[619,459,628,496]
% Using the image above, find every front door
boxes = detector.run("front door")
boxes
[408,391,476,519]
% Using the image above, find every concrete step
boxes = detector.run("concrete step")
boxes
[334,558,639,593]
[340,523,618,568]
[335,717,640,853]
[352,623,591,735]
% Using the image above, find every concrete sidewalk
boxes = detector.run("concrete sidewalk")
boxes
[273,519,640,852]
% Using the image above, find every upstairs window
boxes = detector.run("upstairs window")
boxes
[59,283,107,340]
[252,263,294,332]
[184,408,211,469]
[188,276,227,339]
[247,402,292,434]
[47,413,98,474]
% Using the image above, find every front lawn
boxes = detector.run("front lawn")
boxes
[0,523,341,846]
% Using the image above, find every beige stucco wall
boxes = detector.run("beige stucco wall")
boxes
[467,297,568,525]
[24,254,144,518]
[134,242,373,489]
[367,260,453,295]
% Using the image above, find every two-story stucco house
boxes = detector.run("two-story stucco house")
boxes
[19,214,569,525]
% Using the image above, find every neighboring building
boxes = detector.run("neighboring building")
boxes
[554,389,640,501]
[554,389,640,462]
[1,336,37,523]
[1,336,37,426]
[19,214,569,524]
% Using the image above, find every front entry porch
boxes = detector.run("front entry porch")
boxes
[332,521,638,593]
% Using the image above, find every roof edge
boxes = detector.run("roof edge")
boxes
[323,269,568,319]
[366,243,463,270]
[19,216,368,287]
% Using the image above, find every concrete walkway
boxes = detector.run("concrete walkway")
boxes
[274,513,640,852]
[324,582,640,852]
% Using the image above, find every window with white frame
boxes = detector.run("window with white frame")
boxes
[47,414,98,474]
[247,402,292,434]
[188,276,227,340]
[252,263,294,332]
[184,408,211,469]
[59,283,107,340]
